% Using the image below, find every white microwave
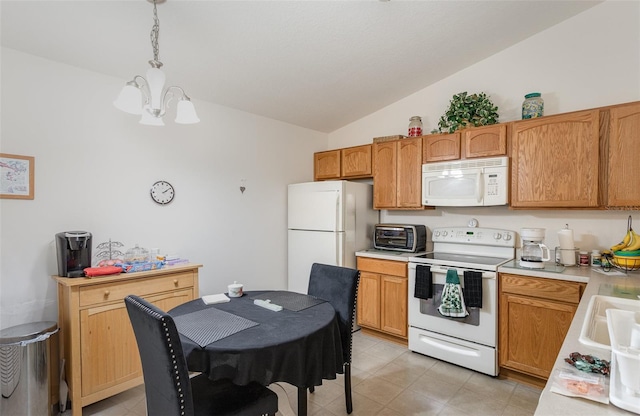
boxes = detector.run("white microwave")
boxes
[422,156,509,207]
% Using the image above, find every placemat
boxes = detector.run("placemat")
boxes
[251,291,326,312]
[173,307,258,347]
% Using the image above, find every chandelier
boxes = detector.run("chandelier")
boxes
[113,0,199,126]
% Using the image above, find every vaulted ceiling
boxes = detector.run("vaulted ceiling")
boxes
[1,1,601,132]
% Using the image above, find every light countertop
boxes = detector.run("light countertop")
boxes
[356,248,426,262]
[522,265,640,415]
[499,260,597,283]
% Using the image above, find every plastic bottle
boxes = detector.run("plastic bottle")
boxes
[579,251,589,266]
[590,250,602,267]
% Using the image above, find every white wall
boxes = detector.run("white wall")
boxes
[329,1,639,145]
[329,1,640,253]
[0,48,327,328]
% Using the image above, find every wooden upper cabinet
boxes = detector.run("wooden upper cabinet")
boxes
[314,149,341,181]
[422,124,506,163]
[510,110,600,208]
[463,124,507,158]
[373,141,397,208]
[423,132,461,162]
[396,137,424,208]
[373,137,424,210]
[314,144,372,181]
[341,144,372,178]
[603,102,640,207]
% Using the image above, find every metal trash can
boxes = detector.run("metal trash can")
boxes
[0,321,59,416]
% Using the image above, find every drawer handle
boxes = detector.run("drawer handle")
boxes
[104,290,110,297]
[173,279,178,286]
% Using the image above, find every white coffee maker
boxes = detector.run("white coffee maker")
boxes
[519,228,551,269]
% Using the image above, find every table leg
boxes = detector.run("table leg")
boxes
[297,386,307,416]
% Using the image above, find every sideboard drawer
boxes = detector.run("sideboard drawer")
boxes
[79,272,195,307]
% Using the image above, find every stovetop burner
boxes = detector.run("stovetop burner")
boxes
[410,252,512,271]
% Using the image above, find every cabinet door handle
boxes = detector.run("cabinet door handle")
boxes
[173,279,178,286]
[104,290,110,297]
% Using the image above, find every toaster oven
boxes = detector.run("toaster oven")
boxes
[373,224,427,252]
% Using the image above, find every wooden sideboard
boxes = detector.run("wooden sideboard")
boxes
[53,264,201,416]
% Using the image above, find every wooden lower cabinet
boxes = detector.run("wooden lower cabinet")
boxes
[54,264,201,416]
[356,257,408,344]
[499,273,585,385]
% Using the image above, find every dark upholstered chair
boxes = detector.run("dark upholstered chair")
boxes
[124,295,278,416]
[307,263,360,414]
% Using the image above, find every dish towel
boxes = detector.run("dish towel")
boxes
[414,265,433,299]
[438,269,469,318]
[463,271,483,308]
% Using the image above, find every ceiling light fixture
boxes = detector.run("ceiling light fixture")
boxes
[113,0,199,126]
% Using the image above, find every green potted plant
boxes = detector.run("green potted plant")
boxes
[435,91,499,133]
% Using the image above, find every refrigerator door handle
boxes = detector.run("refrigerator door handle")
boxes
[336,233,344,266]
[334,192,341,232]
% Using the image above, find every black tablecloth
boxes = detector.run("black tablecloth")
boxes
[168,291,344,389]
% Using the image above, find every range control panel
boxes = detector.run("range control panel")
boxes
[431,227,516,247]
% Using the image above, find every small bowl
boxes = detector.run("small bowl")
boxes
[613,250,640,257]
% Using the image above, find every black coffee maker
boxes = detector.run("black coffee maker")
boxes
[55,231,92,277]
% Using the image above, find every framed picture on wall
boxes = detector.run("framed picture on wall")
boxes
[0,153,34,200]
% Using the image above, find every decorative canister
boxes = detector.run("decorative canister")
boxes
[408,116,423,137]
[522,92,544,119]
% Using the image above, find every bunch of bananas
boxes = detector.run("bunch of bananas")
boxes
[609,227,640,253]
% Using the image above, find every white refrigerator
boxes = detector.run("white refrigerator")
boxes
[287,180,378,293]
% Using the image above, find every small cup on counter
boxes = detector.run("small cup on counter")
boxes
[228,281,243,298]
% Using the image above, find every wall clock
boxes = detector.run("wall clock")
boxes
[150,180,175,205]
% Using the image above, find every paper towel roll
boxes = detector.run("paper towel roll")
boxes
[558,229,576,265]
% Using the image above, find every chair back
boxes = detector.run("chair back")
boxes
[307,263,360,363]
[125,295,195,416]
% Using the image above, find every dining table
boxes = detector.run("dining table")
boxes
[167,290,344,416]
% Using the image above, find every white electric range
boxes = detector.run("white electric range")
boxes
[407,226,516,376]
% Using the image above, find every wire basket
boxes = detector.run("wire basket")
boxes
[612,255,640,272]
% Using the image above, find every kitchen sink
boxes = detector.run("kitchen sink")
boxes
[579,295,640,350]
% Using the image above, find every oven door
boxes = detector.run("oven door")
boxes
[407,263,497,348]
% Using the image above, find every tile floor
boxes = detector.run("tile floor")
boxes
[68,331,541,416]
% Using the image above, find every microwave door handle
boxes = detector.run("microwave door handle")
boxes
[476,171,483,203]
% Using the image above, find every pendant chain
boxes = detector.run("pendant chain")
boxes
[150,0,160,62]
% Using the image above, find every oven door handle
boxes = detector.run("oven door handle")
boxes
[428,265,456,275]
[427,265,495,279]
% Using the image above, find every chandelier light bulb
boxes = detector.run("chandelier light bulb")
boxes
[175,99,200,124]
[113,82,143,115]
